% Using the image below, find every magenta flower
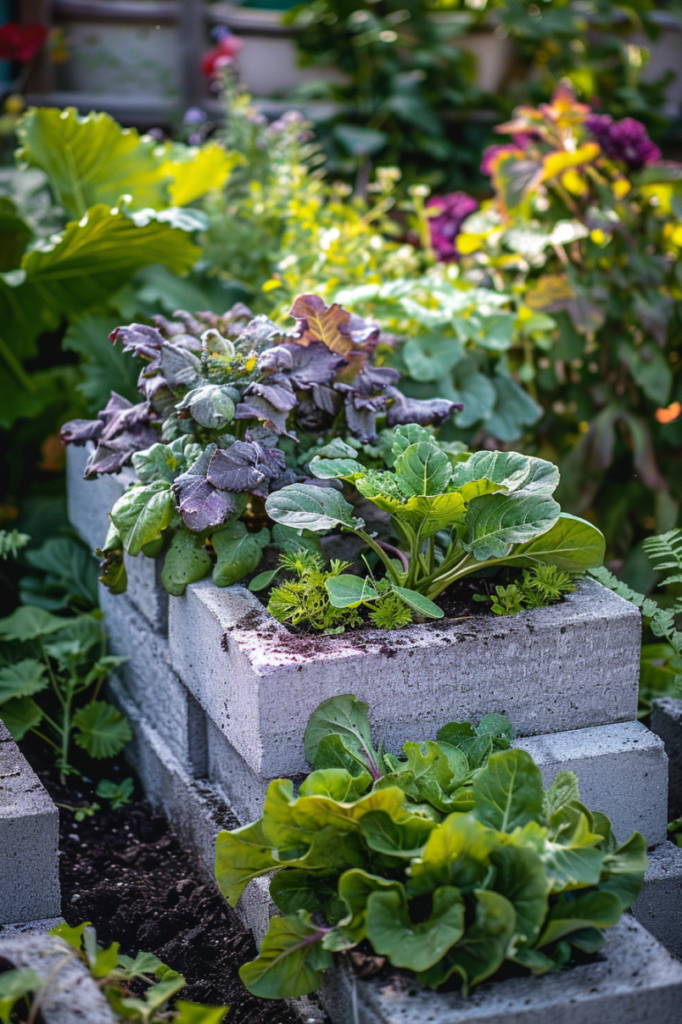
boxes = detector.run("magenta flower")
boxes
[586,114,661,171]
[426,192,478,261]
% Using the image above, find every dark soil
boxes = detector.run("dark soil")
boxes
[20,735,302,1024]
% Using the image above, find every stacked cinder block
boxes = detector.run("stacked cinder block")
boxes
[0,723,61,927]
[66,445,682,991]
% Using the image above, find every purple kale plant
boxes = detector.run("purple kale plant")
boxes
[61,295,462,595]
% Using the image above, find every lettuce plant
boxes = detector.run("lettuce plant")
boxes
[265,433,605,613]
[215,695,646,1000]
[61,297,459,597]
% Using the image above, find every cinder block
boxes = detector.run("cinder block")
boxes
[633,839,682,957]
[66,442,133,554]
[168,577,641,779]
[124,551,168,635]
[0,917,64,936]
[320,916,682,1024]
[514,721,667,847]
[650,697,682,819]
[206,717,272,825]
[0,724,60,925]
[0,932,118,1023]
[99,586,204,774]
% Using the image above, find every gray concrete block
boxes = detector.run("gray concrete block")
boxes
[320,916,682,1024]
[206,717,272,825]
[0,918,64,936]
[168,577,641,779]
[99,586,205,775]
[633,839,682,957]
[514,720,668,847]
[0,932,118,1023]
[124,550,168,635]
[650,697,682,819]
[66,442,133,554]
[0,724,60,925]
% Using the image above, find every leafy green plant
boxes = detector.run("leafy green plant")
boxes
[61,296,459,597]
[478,565,579,616]
[0,921,228,1023]
[446,83,682,565]
[0,530,29,560]
[589,528,682,711]
[215,694,646,999]
[0,605,130,780]
[266,435,604,617]
[96,776,135,810]
[285,0,671,190]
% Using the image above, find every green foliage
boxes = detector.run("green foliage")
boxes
[450,83,682,562]
[0,529,30,560]
[215,694,646,1000]
[265,551,364,633]
[0,922,230,1023]
[267,431,604,614]
[0,606,130,778]
[285,0,670,190]
[483,565,579,616]
[96,776,135,810]
[589,528,682,706]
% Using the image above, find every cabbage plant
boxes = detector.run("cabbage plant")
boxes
[265,433,605,613]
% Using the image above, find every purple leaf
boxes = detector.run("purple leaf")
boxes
[385,388,462,427]
[60,418,103,445]
[207,442,269,494]
[343,392,387,443]
[110,323,165,360]
[172,473,236,532]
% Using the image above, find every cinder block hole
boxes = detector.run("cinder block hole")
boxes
[187,692,209,779]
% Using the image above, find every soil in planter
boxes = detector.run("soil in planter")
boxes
[18,735,303,1024]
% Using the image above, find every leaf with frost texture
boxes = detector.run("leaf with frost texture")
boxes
[265,484,363,533]
[394,442,452,497]
[450,451,559,495]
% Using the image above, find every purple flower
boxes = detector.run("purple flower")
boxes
[426,192,479,262]
[586,114,661,171]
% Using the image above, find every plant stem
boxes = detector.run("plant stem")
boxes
[375,540,409,573]
[59,671,78,784]
[40,640,66,707]
[356,529,400,582]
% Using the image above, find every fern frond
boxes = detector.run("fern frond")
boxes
[642,529,682,573]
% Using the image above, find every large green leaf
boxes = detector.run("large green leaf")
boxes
[110,482,174,557]
[18,206,201,316]
[161,531,212,596]
[265,484,362,533]
[304,694,379,776]
[473,750,544,833]
[464,493,561,561]
[391,492,466,537]
[417,889,516,993]
[537,890,622,947]
[0,696,43,740]
[0,968,40,1024]
[598,832,648,910]
[0,197,32,271]
[0,605,68,641]
[366,885,465,971]
[392,586,444,619]
[503,513,605,571]
[239,912,332,999]
[17,107,169,217]
[215,819,280,907]
[408,814,501,896]
[309,456,365,480]
[490,844,548,949]
[451,451,559,495]
[394,443,452,497]
[0,659,48,703]
[325,574,380,608]
[359,810,438,859]
[269,869,338,916]
[338,869,405,941]
[212,523,269,588]
[72,700,132,758]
